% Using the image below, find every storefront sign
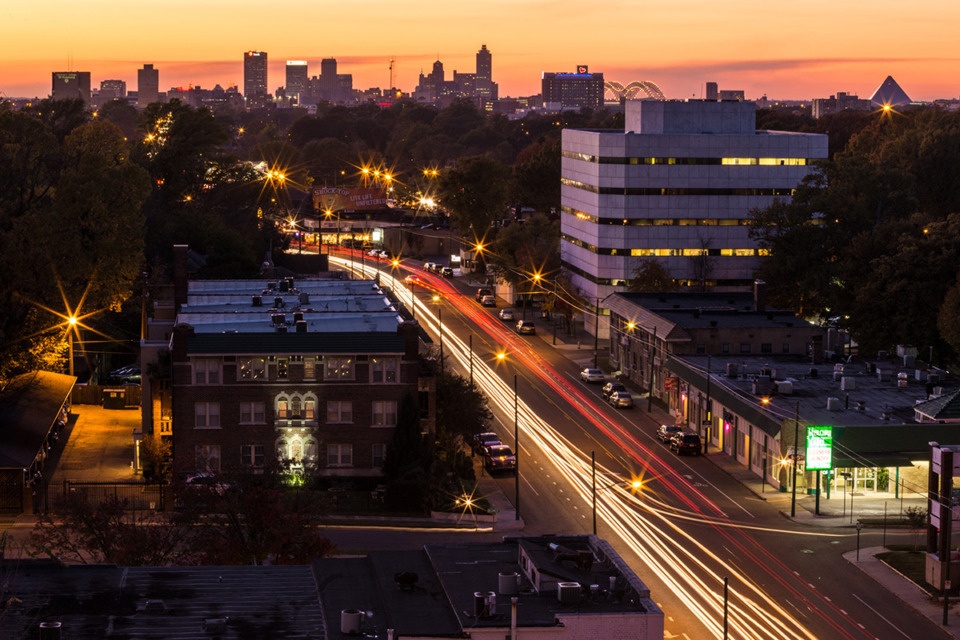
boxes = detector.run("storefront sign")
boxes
[805,425,833,471]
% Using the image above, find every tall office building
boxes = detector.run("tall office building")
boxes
[542,67,604,109]
[286,61,308,102]
[476,44,491,81]
[560,100,828,299]
[705,81,718,101]
[243,51,268,100]
[319,58,338,102]
[52,71,91,103]
[138,64,159,108]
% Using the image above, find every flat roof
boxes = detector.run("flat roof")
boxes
[176,277,404,335]
[670,354,954,428]
[314,536,661,639]
[0,563,324,640]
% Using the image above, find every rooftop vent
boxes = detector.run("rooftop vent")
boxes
[252,295,262,307]
[279,279,289,293]
[293,311,304,323]
[498,572,519,595]
[340,609,362,636]
[299,292,310,304]
[267,282,276,291]
[274,296,283,308]
[295,320,308,333]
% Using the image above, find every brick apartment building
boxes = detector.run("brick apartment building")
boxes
[164,247,423,477]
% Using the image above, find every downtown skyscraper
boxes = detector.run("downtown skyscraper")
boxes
[243,51,268,105]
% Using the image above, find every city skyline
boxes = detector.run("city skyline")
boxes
[1,1,959,101]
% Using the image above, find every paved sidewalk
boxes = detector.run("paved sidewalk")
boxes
[845,546,960,639]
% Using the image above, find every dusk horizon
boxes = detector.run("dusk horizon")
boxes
[2,0,958,102]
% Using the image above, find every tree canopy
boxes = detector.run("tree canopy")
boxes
[750,107,960,362]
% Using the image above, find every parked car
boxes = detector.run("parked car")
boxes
[579,368,604,383]
[107,365,141,384]
[656,424,683,443]
[484,444,517,472]
[670,432,703,456]
[602,382,627,399]
[182,473,230,495]
[607,390,633,408]
[516,320,536,335]
[475,288,493,302]
[499,309,515,321]
[441,267,454,277]
[472,432,502,455]
[481,294,496,307]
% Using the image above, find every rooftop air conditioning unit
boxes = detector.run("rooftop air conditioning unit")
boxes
[557,582,581,604]
[826,397,841,411]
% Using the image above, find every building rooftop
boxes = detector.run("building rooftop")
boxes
[0,563,324,640]
[0,371,75,469]
[669,353,954,431]
[175,277,403,335]
[314,535,662,639]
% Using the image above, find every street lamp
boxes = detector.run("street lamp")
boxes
[67,316,78,376]
[591,450,642,536]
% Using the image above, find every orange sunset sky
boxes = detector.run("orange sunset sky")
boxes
[1,0,958,101]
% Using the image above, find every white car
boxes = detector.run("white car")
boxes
[579,368,604,383]
[499,309,515,321]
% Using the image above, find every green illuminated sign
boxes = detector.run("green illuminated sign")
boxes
[805,426,833,471]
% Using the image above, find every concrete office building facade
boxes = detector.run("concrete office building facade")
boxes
[560,100,827,303]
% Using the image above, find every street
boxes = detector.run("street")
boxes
[339,254,953,640]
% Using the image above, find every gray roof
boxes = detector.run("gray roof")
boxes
[667,354,955,436]
[0,371,75,468]
[186,332,408,356]
[0,563,325,640]
[314,535,661,638]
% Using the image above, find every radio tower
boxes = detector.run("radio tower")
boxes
[388,57,395,90]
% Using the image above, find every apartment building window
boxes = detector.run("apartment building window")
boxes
[239,402,265,424]
[722,343,730,354]
[195,402,220,429]
[324,357,355,381]
[277,358,289,379]
[304,399,316,420]
[238,357,266,381]
[783,343,791,354]
[740,343,751,354]
[696,344,706,354]
[761,343,772,354]
[371,357,398,383]
[372,443,386,468]
[193,358,221,384]
[241,444,265,467]
[327,444,353,466]
[195,444,221,472]
[371,400,398,427]
[277,399,289,419]
[327,400,353,423]
[303,357,317,380]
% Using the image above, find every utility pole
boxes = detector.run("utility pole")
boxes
[514,374,520,521]
[593,297,600,367]
[791,400,800,518]
[647,325,657,412]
